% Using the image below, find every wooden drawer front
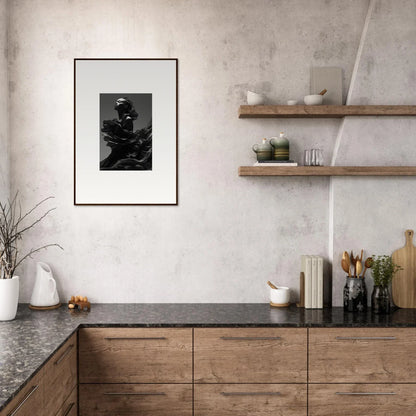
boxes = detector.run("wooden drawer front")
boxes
[79,328,192,383]
[194,328,307,383]
[79,384,192,416]
[43,333,77,415]
[195,384,307,416]
[309,328,416,383]
[0,370,43,416]
[55,386,77,416]
[309,384,416,416]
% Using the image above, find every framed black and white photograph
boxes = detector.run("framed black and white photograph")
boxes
[74,58,177,205]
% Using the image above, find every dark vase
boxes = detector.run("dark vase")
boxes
[371,285,391,314]
[343,276,367,312]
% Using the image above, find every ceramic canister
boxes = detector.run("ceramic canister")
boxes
[270,132,289,160]
[252,138,272,161]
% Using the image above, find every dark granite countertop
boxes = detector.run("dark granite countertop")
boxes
[2,303,416,410]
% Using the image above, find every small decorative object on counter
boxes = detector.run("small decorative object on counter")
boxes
[342,249,367,312]
[267,281,290,307]
[287,100,297,105]
[344,276,367,312]
[252,138,272,161]
[68,295,91,311]
[29,262,61,310]
[270,132,289,161]
[371,255,402,314]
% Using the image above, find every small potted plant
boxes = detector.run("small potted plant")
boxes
[0,193,62,321]
[371,255,402,314]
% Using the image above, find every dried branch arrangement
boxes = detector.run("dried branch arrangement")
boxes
[0,193,63,279]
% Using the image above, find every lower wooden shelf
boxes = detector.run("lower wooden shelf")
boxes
[238,166,416,176]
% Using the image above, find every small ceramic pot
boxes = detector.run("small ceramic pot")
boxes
[343,276,367,312]
[304,94,323,105]
[270,133,289,161]
[252,138,272,161]
[270,287,290,304]
[247,91,265,105]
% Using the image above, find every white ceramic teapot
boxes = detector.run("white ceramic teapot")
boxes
[29,262,60,308]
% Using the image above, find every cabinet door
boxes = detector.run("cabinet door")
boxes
[194,384,307,416]
[0,370,43,416]
[194,328,307,383]
[55,386,77,416]
[43,333,77,415]
[309,384,416,416]
[309,328,416,382]
[79,384,192,416]
[79,328,192,383]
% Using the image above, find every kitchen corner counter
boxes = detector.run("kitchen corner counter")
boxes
[2,303,416,411]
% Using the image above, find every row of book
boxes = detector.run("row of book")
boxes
[301,255,323,309]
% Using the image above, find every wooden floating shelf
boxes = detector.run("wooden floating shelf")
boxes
[238,166,416,176]
[238,105,416,118]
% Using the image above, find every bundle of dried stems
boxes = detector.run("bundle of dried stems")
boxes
[0,193,63,279]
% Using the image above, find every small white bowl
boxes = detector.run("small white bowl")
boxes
[247,90,265,105]
[287,100,298,106]
[270,286,290,304]
[304,94,323,105]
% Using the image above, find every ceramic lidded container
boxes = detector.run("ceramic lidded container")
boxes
[252,138,272,161]
[270,132,289,160]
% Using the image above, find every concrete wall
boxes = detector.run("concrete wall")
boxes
[0,0,8,202]
[6,0,414,305]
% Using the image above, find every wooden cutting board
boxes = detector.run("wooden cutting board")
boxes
[392,230,416,308]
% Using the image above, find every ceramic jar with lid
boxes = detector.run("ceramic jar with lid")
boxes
[252,138,272,161]
[270,132,289,160]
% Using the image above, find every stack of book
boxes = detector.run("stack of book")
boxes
[301,255,323,309]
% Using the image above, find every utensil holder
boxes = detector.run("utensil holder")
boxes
[343,276,367,312]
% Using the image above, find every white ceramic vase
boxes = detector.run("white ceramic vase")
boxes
[0,276,19,321]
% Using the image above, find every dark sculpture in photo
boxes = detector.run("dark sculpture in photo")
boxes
[100,97,152,170]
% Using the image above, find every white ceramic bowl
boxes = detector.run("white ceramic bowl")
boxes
[287,100,298,106]
[247,90,265,105]
[270,286,290,304]
[304,94,323,105]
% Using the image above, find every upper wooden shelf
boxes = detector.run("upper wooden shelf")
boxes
[238,105,416,118]
[238,166,416,176]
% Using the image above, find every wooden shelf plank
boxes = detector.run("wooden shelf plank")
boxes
[238,105,416,118]
[238,166,416,176]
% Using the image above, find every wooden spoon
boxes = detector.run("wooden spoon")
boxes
[361,257,373,278]
[356,260,363,277]
[267,281,278,290]
[341,258,350,276]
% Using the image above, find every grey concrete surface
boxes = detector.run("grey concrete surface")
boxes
[5,0,413,305]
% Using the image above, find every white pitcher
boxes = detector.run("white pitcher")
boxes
[30,262,60,307]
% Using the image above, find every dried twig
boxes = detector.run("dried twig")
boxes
[0,192,63,279]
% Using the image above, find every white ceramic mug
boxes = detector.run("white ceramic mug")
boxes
[270,286,290,304]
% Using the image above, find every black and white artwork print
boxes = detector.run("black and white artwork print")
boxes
[100,93,152,171]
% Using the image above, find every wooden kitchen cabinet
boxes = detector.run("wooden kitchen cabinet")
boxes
[43,333,77,415]
[309,384,416,416]
[309,328,416,383]
[194,384,307,416]
[79,384,192,416]
[55,386,77,416]
[194,328,307,383]
[79,328,192,383]
[0,370,44,416]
